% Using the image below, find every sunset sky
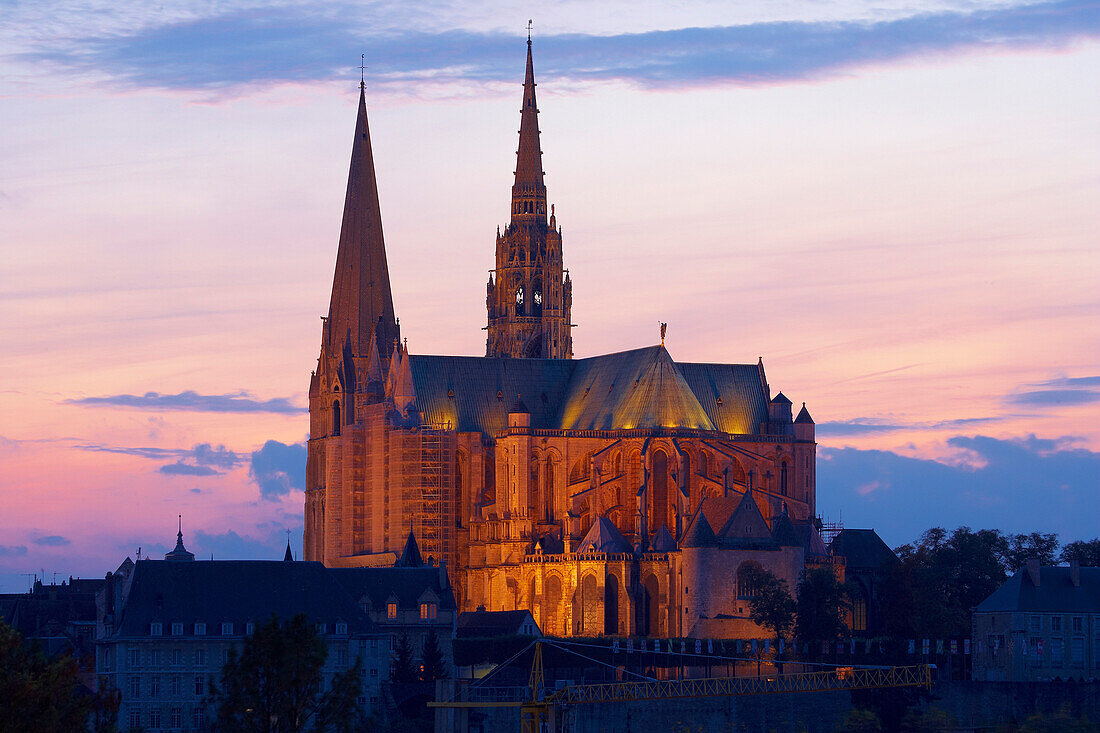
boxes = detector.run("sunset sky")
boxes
[2,0,1098,591]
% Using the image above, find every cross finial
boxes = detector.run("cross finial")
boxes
[527,19,533,43]
[359,54,366,89]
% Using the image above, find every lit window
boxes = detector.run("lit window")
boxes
[419,603,437,620]
[386,603,397,620]
[852,597,867,633]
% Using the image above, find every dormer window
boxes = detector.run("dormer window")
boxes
[335,622,348,635]
[316,623,327,635]
[246,622,255,636]
[194,622,206,636]
[171,622,183,636]
[150,622,163,636]
[386,602,397,620]
[419,603,437,621]
[221,622,233,636]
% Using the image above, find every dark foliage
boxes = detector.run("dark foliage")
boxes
[390,634,418,683]
[1002,532,1060,571]
[795,566,850,647]
[1060,539,1100,567]
[0,620,98,732]
[744,564,795,670]
[418,628,447,683]
[208,614,363,732]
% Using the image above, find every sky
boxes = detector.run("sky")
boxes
[1,0,1098,591]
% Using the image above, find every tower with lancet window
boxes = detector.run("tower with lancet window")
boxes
[485,36,573,359]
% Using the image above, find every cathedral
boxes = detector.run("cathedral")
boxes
[304,39,826,639]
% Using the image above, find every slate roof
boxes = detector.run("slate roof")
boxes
[329,566,457,614]
[795,403,814,424]
[396,531,424,567]
[651,525,677,552]
[112,560,374,639]
[408,345,769,438]
[456,609,539,638]
[717,490,776,549]
[576,517,632,554]
[681,514,719,548]
[771,510,802,547]
[830,529,897,569]
[976,567,1100,614]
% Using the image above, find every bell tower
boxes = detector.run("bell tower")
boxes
[486,37,573,359]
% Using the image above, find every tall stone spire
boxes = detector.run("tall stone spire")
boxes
[511,37,546,223]
[486,38,573,359]
[326,82,398,363]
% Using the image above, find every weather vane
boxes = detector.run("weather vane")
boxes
[660,322,667,346]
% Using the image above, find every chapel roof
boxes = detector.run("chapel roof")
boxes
[407,345,768,438]
[576,516,632,554]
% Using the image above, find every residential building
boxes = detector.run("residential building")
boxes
[972,560,1100,681]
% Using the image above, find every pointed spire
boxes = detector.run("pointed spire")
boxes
[396,530,424,567]
[165,515,195,562]
[511,35,546,223]
[326,84,398,363]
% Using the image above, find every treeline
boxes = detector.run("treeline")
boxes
[748,529,1100,653]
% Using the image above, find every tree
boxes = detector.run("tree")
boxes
[881,527,1008,639]
[795,566,850,650]
[209,614,363,733]
[1060,539,1100,567]
[0,620,93,732]
[1002,532,1060,571]
[419,628,448,683]
[390,634,418,683]
[744,565,795,673]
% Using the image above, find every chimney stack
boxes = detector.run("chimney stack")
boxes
[1071,559,1081,588]
[1026,558,1041,587]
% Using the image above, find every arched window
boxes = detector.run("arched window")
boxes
[531,278,543,316]
[578,575,599,635]
[332,400,341,436]
[780,461,789,496]
[543,456,555,522]
[650,450,669,535]
[736,561,764,599]
[604,574,620,635]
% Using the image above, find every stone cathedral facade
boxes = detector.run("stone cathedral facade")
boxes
[305,40,827,639]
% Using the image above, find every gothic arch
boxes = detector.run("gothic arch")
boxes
[736,560,765,599]
[332,400,341,436]
[604,574,621,635]
[543,574,564,637]
[640,573,660,637]
[649,449,670,536]
[576,573,599,635]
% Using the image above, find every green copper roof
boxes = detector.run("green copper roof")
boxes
[408,345,769,438]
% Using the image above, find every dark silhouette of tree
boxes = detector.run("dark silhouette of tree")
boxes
[1060,539,1100,567]
[0,620,94,731]
[1002,532,1060,571]
[419,628,448,682]
[743,565,795,673]
[209,614,363,732]
[795,566,850,650]
[883,527,1008,639]
[390,634,417,683]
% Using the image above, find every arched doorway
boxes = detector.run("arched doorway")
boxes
[604,574,620,635]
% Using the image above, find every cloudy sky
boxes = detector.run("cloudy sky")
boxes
[2,0,1098,590]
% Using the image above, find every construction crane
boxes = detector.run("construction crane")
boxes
[430,640,934,733]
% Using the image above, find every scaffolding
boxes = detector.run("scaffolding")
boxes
[406,425,455,566]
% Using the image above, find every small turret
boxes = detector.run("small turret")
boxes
[794,402,815,441]
[164,515,195,562]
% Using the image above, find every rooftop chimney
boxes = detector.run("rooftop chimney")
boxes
[1071,559,1081,587]
[1026,558,1041,587]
